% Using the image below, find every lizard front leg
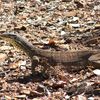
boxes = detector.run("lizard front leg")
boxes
[31,56,50,79]
[31,56,40,74]
[31,56,49,74]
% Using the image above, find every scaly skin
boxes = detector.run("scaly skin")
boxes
[0,33,100,72]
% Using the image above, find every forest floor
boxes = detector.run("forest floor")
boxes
[0,0,100,99]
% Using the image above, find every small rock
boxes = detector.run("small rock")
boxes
[88,97,94,100]
[60,31,66,36]
[93,69,100,76]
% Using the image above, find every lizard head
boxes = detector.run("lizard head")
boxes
[0,33,34,56]
[0,33,17,41]
[0,33,25,50]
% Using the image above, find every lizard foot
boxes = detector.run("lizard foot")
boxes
[31,71,49,80]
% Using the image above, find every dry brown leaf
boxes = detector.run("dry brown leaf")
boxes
[9,60,26,70]
[65,11,77,17]
[9,62,19,69]
[0,53,7,62]
[2,81,8,90]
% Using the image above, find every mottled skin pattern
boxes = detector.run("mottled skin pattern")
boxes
[0,33,100,72]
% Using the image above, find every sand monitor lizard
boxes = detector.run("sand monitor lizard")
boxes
[0,33,100,73]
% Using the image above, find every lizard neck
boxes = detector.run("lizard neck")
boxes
[12,35,53,59]
[10,35,35,58]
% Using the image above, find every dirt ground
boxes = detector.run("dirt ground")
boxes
[0,0,100,99]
